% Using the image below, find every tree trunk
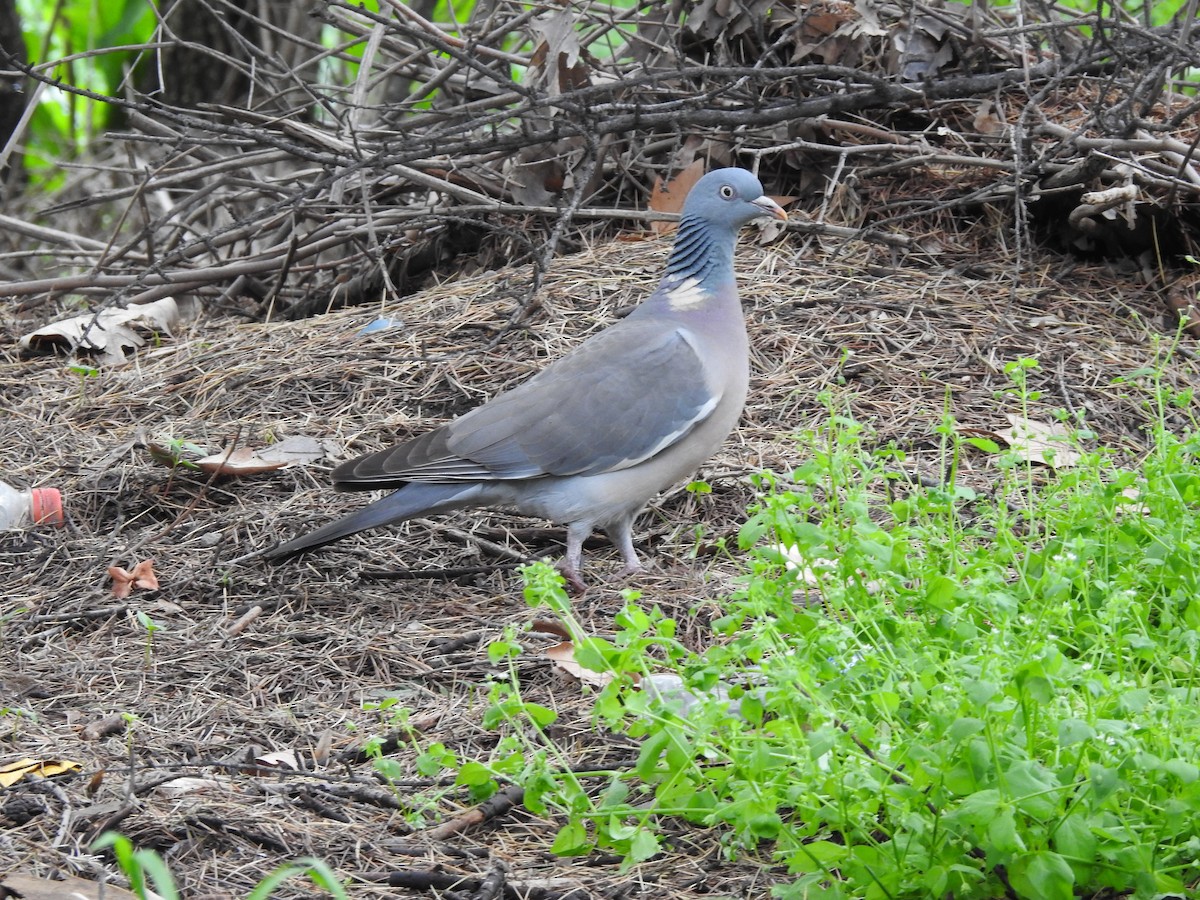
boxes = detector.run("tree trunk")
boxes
[0,0,27,196]
[144,0,322,112]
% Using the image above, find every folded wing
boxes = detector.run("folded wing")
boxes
[333,317,717,488]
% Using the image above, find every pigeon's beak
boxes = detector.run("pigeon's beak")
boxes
[750,195,788,221]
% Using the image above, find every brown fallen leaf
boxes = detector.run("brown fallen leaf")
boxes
[648,159,706,234]
[194,447,288,476]
[529,618,572,641]
[108,559,159,598]
[81,714,129,741]
[194,435,332,475]
[545,641,614,688]
[973,99,1005,135]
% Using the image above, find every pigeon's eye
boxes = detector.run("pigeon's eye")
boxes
[719,184,735,199]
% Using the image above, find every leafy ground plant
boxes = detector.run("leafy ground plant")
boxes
[487,357,1200,900]
[93,832,349,900]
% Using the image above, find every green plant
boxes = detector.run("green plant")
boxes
[0,705,38,740]
[359,696,499,825]
[474,355,1200,898]
[15,0,157,185]
[68,363,99,404]
[94,832,181,900]
[134,609,160,668]
[150,436,203,470]
[94,831,350,899]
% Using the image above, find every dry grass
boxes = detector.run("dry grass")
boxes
[1,225,1196,898]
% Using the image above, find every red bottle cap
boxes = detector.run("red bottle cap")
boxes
[29,488,64,527]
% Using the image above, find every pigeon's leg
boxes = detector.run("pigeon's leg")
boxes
[560,522,591,594]
[605,516,643,576]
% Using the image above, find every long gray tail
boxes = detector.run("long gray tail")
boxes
[265,482,483,559]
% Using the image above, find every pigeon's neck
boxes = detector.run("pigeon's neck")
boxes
[652,217,734,314]
[665,214,735,284]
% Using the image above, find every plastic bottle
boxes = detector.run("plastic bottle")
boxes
[0,481,65,529]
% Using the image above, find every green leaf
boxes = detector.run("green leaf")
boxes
[522,702,557,728]
[136,851,181,900]
[948,717,985,741]
[794,840,849,867]
[1052,813,1096,864]
[598,778,630,809]
[636,729,670,781]
[372,757,403,780]
[415,742,454,776]
[1006,761,1059,818]
[486,638,521,662]
[1008,851,1074,900]
[987,807,1025,854]
[749,812,783,839]
[964,436,1002,454]
[245,859,349,900]
[965,679,1000,708]
[950,789,1002,827]
[1088,764,1120,802]
[550,821,590,856]
[455,761,494,787]
[1162,758,1200,783]
[1057,718,1095,747]
[629,828,660,862]
[574,637,618,672]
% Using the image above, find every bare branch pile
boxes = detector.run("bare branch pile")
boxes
[0,0,1197,327]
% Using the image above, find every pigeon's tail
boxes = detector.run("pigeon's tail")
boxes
[264,482,484,559]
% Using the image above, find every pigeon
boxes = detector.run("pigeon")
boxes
[267,168,786,589]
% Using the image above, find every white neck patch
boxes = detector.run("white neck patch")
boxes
[664,276,709,311]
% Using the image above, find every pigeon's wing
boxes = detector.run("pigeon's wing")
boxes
[333,316,720,487]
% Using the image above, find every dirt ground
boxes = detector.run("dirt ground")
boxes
[2,227,1196,898]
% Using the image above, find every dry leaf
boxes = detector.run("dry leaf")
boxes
[973,99,1006,136]
[0,757,83,788]
[81,714,128,741]
[245,435,330,466]
[892,14,956,80]
[155,775,233,798]
[194,447,289,476]
[790,0,863,65]
[19,298,180,365]
[648,160,706,234]
[151,435,331,474]
[108,559,159,598]
[529,619,572,641]
[996,415,1081,468]
[254,749,301,770]
[0,874,150,900]
[545,641,614,687]
[529,8,588,98]
[1026,314,1067,328]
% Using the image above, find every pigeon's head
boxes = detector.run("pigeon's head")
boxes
[682,168,788,232]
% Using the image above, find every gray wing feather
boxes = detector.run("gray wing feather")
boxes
[333,317,716,487]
